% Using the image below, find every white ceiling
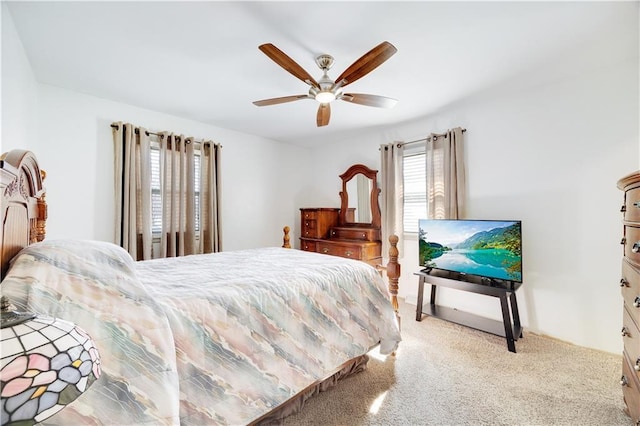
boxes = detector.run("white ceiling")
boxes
[5,1,636,146]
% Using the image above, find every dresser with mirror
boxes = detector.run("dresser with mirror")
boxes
[300,164,382,267]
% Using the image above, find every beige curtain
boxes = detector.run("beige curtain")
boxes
[380,142,404,256]
[113,122,222,260]
[199,141,223,253]
[112,122,152,260]
[426,127,466,219]
[159,133,196,257]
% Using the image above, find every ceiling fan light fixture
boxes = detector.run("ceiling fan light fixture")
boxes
[315,90,336,104]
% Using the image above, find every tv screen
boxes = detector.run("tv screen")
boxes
[418,219,522,283]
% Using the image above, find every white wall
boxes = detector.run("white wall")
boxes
[1,2,39,153]
[306,30,639,354]
[21,85,308,250]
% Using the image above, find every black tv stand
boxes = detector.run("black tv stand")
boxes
[414,270,523,353]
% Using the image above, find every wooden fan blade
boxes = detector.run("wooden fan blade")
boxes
[340,93,398,108]
[259,43,319,88]
[317,103,330,127]
[335,41,397,88]
[253,95,310,106]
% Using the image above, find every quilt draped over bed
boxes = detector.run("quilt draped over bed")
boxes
[1,240,401,425]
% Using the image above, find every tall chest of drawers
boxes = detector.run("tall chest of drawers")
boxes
[618,172,640,425]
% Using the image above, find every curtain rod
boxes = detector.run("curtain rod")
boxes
[399,128,467,147]
[110,123,222,147]
[110,123,164,138]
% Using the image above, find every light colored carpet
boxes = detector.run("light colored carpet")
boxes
[282,300,630,425]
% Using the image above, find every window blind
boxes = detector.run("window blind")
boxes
[403,152,427,233]
[150,143,201,235]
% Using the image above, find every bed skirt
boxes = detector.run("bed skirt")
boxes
[251,354,370,425]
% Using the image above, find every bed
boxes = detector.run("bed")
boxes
[0,150,402,425]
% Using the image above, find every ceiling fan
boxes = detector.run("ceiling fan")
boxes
[253,41,398,127]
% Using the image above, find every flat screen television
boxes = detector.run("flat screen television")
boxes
[418,219,522,283]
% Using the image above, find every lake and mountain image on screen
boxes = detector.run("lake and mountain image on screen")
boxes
[418,219,522,282]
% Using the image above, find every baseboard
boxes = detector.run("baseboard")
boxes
[403,295,417,306]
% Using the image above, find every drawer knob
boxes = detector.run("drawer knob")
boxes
[621,278,630,287]
[622,326,631,337]
[633,242,640,253]
[332,231,336,235]
[345,251,353,257]
[322,248,329,254]
[621,204,627,212]
[634,296,640,308]
[362,233,366,238]
[620,375,629,387]
[635,358,640,372]
[621,237,627,245]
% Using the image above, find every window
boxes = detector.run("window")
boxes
[150,147,162,234]
[150,141,201,236]
[403,151,426,233]
[114,122,223,259]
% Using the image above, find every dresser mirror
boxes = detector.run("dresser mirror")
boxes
[339,164,381,228]
[346,174,372,223]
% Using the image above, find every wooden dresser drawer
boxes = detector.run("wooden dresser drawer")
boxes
[624,226,640,267]
[300,239,317,252]
[623,305,640,382]
[622,259,640,328]
[329,227,380,241]
[301,220,317,238]
[301,210,318,220]
[622,352,640,424]
[626,348,640,386]
[317,241,364,260]
[624,187,640,223]
[317,240,381,261]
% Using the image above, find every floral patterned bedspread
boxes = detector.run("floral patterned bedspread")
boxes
[1,240,400,425]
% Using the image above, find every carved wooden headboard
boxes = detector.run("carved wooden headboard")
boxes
[0,150,47,279]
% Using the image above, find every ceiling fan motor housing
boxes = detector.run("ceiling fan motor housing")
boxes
[315,54,334,70]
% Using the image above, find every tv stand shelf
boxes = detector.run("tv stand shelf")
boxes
[415,270,523,353]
